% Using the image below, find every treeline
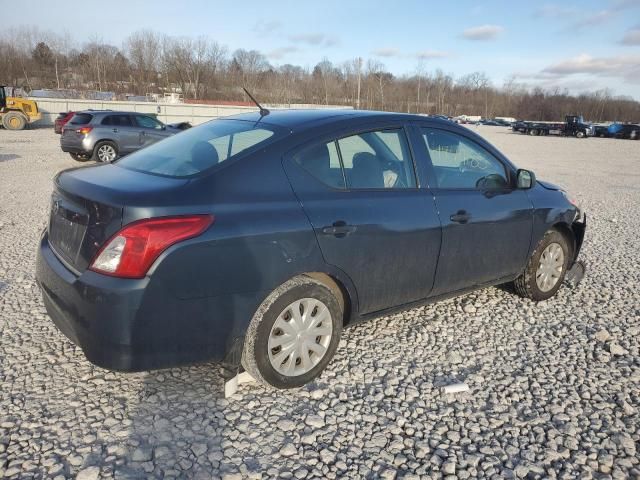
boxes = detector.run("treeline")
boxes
[1,26,639,122]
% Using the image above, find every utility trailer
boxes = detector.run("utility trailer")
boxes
[512,115,592,138]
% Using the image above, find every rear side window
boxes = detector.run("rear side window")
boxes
[102,115,133,127]
[339,129,416,189]
[116,119,281,177]
[294,128,416,190]
[69,113,93,125]
[294,141,345,189]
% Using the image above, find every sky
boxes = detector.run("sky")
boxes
[9,0,640,99]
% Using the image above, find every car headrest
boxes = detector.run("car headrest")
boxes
[351,152,384,188]
[190,141,219,171]
[304,143,331,177]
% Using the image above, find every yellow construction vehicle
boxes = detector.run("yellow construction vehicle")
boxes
[0,86,42,130]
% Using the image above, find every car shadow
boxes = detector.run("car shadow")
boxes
[119,364,228,479]
[0,153,20,162]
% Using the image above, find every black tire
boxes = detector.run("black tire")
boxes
[513,230,571,301]
[575,131,586,138]
[2,112,27,130]
[92,141,119,162]
[529,129,539,136]
[69,152,90,162]
[242,275,343,389]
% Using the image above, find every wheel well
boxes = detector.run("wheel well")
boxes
[552,223,575,259]
[304,272,352,325]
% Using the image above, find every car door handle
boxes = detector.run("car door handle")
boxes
[321,222,356,237]
[450,210,471,224]
[112,128,118,133]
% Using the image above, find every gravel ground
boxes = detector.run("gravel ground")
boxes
[0,126,639,479]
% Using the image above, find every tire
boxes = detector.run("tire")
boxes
[529,129,539,136]
[242,275,343,389]
[69,152,90,162]
[2,112,27,130]
[575,131,585,138]
[513,230,571,301]
[92,141,118,162]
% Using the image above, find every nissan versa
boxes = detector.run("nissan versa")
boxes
[36,110,586,389]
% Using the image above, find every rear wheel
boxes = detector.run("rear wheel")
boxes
[575,131,586,138]
[513,230,570,301]
[2,112,27,130]
[529,129,539,136]
[92,141,118,162]
[242,276,343,389]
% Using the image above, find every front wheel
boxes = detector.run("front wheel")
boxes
[242,276,343,389]
[575,131,586,138]
[513,230,571,301]
[69,152,90,162]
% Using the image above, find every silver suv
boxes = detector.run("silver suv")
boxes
[60,111,188,162]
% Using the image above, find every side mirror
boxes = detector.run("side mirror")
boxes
[516,169,536,189]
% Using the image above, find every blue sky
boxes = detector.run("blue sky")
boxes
[13,0,640,99]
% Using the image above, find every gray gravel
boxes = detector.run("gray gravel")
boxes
[1,127,639,479]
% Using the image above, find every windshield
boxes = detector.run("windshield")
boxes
[116,119,282,177]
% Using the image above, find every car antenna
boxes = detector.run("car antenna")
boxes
[243,87,270,117]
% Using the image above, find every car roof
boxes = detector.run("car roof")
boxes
[77,110,149,115]
[224,109,450,131]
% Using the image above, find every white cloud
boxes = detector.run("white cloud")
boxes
[567,10,614,30]
[415,50,449,59]
[542,53,640,83]
[462,25,504,40]
[534,4,580,17]
[289,33,339,47]
[372,47,401,57]
[620,26,640,45]
[252,20,282,36]
[267,46,299,60]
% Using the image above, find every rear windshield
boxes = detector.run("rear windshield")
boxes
[69,113,93,125]
[116,119,282,177]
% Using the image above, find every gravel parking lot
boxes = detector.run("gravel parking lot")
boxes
[1,126,638,480]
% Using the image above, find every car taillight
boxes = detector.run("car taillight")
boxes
[89,215,214,279]
[76,126,93,135]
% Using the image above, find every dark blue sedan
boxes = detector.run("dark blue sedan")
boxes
[36,110,586,389]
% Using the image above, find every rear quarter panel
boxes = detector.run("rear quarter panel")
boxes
[131,144,358,351]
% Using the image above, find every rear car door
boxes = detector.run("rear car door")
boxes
[416,125,533,295]
[101,114,139,154]
[133,114,168,148]
[284,124,442,315]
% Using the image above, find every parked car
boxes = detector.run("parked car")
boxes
[36,110,586,389]
[479,119,501,126]
[608,123,640,140]
[54,111,75,134]
[593,125,610,138]
[60,110,185,162]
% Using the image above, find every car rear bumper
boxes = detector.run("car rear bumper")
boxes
[60,135,93,154]
[36,231,262,372]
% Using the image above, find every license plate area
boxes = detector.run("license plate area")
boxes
[48,194,89,267]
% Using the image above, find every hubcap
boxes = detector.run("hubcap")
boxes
[536,242,564,292]
[268,298,333,377]
[98,145,116,162]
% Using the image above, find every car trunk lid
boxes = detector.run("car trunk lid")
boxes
[48,164,190,273]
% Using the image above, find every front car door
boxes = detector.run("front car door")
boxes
[133,114,168,148]
[414,124,533,295]
[100,114,139,154]
[284,123,442,315]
